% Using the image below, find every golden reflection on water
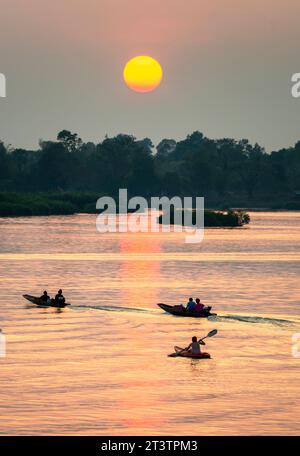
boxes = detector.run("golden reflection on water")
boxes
[119,235,161,306]
[0,212,299,435]
[0,252,300,261]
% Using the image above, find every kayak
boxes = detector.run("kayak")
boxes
[23,294,70,308]
[174,346,211,359]
[157,303,216,318]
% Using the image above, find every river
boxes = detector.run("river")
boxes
[0,212,299,435]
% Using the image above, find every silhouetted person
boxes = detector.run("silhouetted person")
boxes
[40,290,50,304]
[195,298,205,313]
[186,297,196,312]
[55,289,65,305]
[187,336,206,354]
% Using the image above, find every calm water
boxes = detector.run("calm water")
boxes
[0,212,299,435]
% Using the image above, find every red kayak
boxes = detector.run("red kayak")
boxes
[174,346,211,359]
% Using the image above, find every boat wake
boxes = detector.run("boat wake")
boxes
[74,304,156,315]
[73,304,297,327]
[209,314,296,327]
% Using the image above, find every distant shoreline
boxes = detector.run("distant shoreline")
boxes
[0,192,299,219]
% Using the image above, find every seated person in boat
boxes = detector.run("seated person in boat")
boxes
[195,298,205,313]
[195,297,213,314]
[55,289,65,305]
[186,297,196,312]
[187,336,206,354]
[39,290,50,304]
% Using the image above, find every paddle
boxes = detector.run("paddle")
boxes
[168,329,218,357]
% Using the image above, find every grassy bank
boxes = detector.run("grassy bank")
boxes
[0,192,286,226]
[0,192,100,216]
[0,192,145,216]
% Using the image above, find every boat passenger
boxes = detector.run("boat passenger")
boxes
[187,336,205,354]
[55,289,65,305]
[195,298,205,313]
[186,297,196,312]
[40,290,50,304]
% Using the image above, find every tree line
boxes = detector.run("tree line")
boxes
[1,130,300,208]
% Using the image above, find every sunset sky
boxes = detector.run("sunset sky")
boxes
[0,0,299,151]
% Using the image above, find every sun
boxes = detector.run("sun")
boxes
[123,56,163,93]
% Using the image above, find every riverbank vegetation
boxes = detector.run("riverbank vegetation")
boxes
[1,130,300,212]
[0,192,250,227]
[0,192,99,216]
[0,191,250,227]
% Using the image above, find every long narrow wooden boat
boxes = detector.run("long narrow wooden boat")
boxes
[23,294,70,308]
[157,303,216,318]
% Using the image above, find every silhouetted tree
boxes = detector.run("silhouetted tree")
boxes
[57,130,82,153]
[0,142,11,187]
[37,141,74,190]
[0,130,299,207]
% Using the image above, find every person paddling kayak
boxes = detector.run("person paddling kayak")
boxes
[168,330,217,358]
[187,336,206,354]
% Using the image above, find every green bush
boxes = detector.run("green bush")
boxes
[0,193,79,216]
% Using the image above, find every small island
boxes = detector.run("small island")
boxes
[158,208,250,228]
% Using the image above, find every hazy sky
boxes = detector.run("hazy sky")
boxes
[0,0,299,151]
